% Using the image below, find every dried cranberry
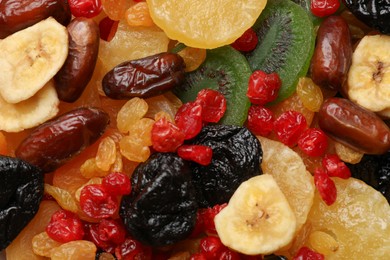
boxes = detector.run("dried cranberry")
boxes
[68,0,102,18]
[298,128,328,157]
[322,154,351,179]
[314,168,337,206]
[177,145,213,166]
[85,223,115,253]
[247,70,281,105]
[274,111,308,147]
[175,102,203,139]
[219,248,241,260]
[293,246,325,260]
[80,184,118,219]
[198,204,227,235]
[310,0,340,18]
[195,89,227,123]
[46,209,84,243]
[99,16,119,42]
[115,237,152,260]
[231,28,258,52]
[199,236,226,259]
[151,117,185,152]
[246,105,274,136]
[102,172,132,196]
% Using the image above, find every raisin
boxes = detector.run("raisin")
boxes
[0,155,44,250]
[119,153,198,247]
[188,125,262,207]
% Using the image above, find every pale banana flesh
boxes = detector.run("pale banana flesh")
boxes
[215,174,297,255]
[0,17,68,104]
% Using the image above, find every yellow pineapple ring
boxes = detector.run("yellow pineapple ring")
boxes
[146,0,267,49]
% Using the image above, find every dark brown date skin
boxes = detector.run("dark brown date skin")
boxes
[54,18,100,103]
[15,107,110,172]
[310,15,352,91]
[0,0,71,39]
[319,97,390,155]
[102,52,186,99]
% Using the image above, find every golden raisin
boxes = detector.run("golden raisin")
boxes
[178,47,207,72]
[125,2,154,27]
[44,184,78,213]
[119,136,151,162]
[117,97,149,133]
[32,232,62,257]
[296,77,324,112]
[50,240,97,260]
[96,137,117,171]
[128,118,155,147]
[80,158,109,178]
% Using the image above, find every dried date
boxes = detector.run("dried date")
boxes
[54,17,100,102]
[15,107,110,172]
[0,0,71,39]
[102,52,186,99]
[318,97,390,154]
[310,15,352,90]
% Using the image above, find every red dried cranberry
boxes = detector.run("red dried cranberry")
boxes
[175,102,203,139]
[246,105,274,136]
[198,203,227,235]
[46,209,84,243]
[85,223,115,253]
[219,248,241,260]
[195,89,227,123]
[151,117,185,152]
[274,111,308,147]
[199,236,226,259]
[293,246,325,260]
[322,154,351,179]
[231,28,258,52]
[115,237,152,260]
[80,184,118,219]
[99,16,119,42]
[102,172,131,196]
[298,128,328,157]
[314,168,337,206]
[68,0,103,18]
[177,145,213,166]
[247,70,281,105]
[310,0,340,18]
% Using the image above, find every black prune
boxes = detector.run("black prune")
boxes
[343,0,390,34]
[188,125,263,207]
[119,153,198,247]
[347,152,390,202]
[0,155,44,250]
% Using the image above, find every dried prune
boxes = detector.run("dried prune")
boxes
[0,155,44,250]
[119,153,198,247]
[343,0,390,34]
[347,153,390,202]
[188,125,263,207]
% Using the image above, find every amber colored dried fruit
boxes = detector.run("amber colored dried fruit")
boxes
[0,0,71,39]
[102,52,186,99]
[50,240,97,260]
[15,107,110,172]
[119,136,151,162]
[96,136,117,171]
[116,97,148,133]
[44,184,78,213]
[32,231,62,257]
[125,2,154,27]
[120,153,198,247]
[0,155,44,250]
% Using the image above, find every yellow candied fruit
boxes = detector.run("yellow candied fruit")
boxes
[126,2,155,27]
[96,136,117,171]
[296,77,324,112]
[32,232,62,257]
[178,47,207,72]
[117,97,149,134]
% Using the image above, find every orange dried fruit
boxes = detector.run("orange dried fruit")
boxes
[50,240,97,260]
[0,131,8,155]
[32,231,62,257]
[126,2,154,27]
[102,0,133,21]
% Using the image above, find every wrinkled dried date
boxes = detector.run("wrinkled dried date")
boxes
[0,0,71,39]
[319,97,390,154]
[310,16,352,91]
[102,52,186,99]
[54,17,100,102]
[15,107,110,172]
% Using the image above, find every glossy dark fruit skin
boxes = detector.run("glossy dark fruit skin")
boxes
[347,153,390,202]
[188,125,263,207]
[0,0,71,39]
[0,155,44,250]
[319,97,390,154]
[54,17,100,103]
[15,107,110,172]
[343,0,390,34]
[120,153,198,247]
[310,15,352,91]
[102,52,186,99]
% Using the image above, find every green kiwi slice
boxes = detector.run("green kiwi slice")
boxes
[174,46,251,126]
[246,0,315,103]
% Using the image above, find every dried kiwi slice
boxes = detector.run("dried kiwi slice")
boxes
[246,0,315,103]
[174,46,251,126]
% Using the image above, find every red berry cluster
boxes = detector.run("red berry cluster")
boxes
[310,0,340,18]
[231,28,259,52]
[151,89,227,165]
[293,246,325,260]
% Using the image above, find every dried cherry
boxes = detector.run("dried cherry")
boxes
[119,153,198,247]
[188,125,262,207]
[0,155,44,250]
